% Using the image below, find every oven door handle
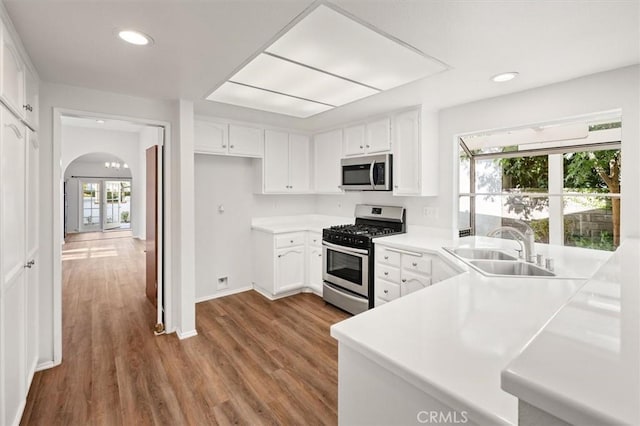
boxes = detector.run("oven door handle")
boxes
[322,241,369,255]
[369,161,376,189]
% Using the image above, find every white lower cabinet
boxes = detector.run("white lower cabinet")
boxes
[275,247,305,293]
[253,230,324,298]
[306,232,323,294]
[374,243,460,307]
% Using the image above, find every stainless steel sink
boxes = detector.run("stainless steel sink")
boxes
[469,260,555,277]
[448,248,518,261]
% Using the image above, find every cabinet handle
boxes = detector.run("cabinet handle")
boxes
[317,253,322,257]
[402,279,407,283]
[384,256,389,260]
[230,145,234,149]
[383,289,389,294]
[23,104,33,112]
[290,240,294,243]
[222,144,227,148]
[412,262,417,267]
[278,254,282,258]
[366,144,370,148]
[383,271,389,276]
[359,145,363,149]
[394,185,399,189]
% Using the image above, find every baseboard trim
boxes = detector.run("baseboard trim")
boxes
[196,286,253,303]
[301,287,322,297]
[253,286,303,301]
[11,398,26,426]
[176,328,198,340]
[36,360,59,372]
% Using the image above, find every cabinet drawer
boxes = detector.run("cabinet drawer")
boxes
[376,279,400,302]
[376,247,401,267]
[376,263,400,283]
[275,233,305,249]
[401,271,432,296]
[308,232,321,246]
[402,253,432,275]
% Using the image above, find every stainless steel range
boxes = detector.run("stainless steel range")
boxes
[322,204,406,315]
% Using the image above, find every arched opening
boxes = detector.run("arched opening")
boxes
[64,152,133,235]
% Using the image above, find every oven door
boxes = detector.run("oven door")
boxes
[322,241,369,298]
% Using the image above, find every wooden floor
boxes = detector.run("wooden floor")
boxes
[22,235,349,425]
[64,230,133,243]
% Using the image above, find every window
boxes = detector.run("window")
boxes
[459,119,621,251]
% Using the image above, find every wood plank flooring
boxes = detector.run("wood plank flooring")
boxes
[22,235,349,425]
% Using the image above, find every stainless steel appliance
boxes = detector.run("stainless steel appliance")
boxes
[340,153,392,191]
[322,204,406,314]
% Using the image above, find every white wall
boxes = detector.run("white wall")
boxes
[194,155,315,301]
[38,82,192,367]
[64,159,132,233]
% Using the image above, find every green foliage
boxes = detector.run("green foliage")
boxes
[499,155,548,191]
[120,211,130,223]
[563,150,620,192]
[568,231,616,251]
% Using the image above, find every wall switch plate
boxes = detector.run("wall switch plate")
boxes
[217,276,228,290]
[423,207,439,219]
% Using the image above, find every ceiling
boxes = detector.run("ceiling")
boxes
[5,0,639,129]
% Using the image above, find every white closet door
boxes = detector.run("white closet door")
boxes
[1,105,27,426]
[25,129,39,377]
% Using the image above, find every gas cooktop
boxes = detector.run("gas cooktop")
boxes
[322,205,406,249]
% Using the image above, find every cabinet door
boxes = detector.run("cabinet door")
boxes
[194,120,228,154]
[229,124,264,157]
[366,118,391,154]
[313,129,343,194]
[308,247,323,293]
[264,130,290,192]
[275,248,305,293]
[24,66,38,130]
[400,271,431,296]
[1,105,27,426]
[288,133,310,192]
[1,27,25,117]
[343,124,365,156]
[393,109,421,195]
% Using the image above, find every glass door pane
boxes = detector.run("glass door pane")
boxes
[81,181,101,231]
[104,181,122,230]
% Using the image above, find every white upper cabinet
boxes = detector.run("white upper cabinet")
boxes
[392,107,438,197]
[194,120,263,158]
[23,65,38,130]
[229,124,264,157]
[261,130,311,193]
[288,133,311,192]
[1,26,25,119]
[343,124,366,156]
[264,130,290,192]
[393,109,421,195]
[313,129,343,194]
[343,118,391,156]
[194,120,228,154]
[366,118,391,154]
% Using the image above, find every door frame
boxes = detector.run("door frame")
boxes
[77,179,103,232]
[52,108,171,366]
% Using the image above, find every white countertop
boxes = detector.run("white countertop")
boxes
[251,214,352,234]
[331,233,613,425]
[502,238,640,425]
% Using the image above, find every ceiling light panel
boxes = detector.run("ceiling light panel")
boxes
[206,82,333,118]
[266,5,447,91]
[229,53,379,107]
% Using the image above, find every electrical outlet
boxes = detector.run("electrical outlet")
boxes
[217,276,228,290]
[423,207,439,219]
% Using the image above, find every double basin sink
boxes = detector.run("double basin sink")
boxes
[445,248,555,277]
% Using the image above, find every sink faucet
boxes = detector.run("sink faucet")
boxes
[487,225,536,263]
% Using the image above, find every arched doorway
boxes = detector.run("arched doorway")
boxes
[64,153,133,235]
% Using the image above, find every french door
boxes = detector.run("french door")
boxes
[80,180,101,232]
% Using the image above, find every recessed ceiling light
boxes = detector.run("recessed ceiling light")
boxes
[491,72,519,83]
[118,30,153,46]
[96,119,105,124]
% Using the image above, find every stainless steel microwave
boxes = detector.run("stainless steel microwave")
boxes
[340,154,392,191]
